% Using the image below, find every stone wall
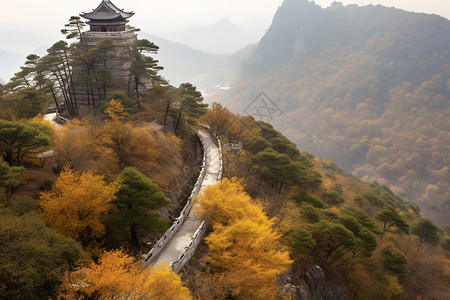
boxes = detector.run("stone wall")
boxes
[71,30,150,106]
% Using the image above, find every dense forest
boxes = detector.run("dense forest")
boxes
[218,0,450,225]
[186,104,450,299]
[1,2,450,299]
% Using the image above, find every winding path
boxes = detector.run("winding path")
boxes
[144,129,221,271]
[44,111,221,272]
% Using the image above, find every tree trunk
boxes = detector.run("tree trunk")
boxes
[135,76,140,106]
[5,151,13,166]
[175,109,182,134]
[49,86,60,114]
[163,100,170,126]
[130,225,139,249]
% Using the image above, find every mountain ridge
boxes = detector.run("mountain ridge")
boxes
[218,0,450,225]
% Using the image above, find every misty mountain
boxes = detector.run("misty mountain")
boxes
[0,49,26,83]
[0,31,55,82]
[0,32,54,54]
[165,17,255,54]
[140,32,253,93]
[218,0,450,224]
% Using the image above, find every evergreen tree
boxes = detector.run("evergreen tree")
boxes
[252,147,306,192]
[0,157,23,197]
[382,247,408,279]
[375,205,409,236]
[0,211,82,299]
[15,88,46,119]
[108,167,170,249]
[411,218,440,251]
[179,83,208,124]
[129,39,165,103]
[0,119,52,166]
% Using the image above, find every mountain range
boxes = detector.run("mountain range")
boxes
[165,17,255,54]
[217,0,450,225]
[1,1,449,225]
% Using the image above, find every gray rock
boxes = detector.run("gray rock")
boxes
[297,285,313,300]
[304,265,346,300]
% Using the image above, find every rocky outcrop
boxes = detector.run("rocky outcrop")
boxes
[304,266,346,300]
[281,266,347,300]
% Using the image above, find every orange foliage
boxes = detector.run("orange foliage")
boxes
[195,178,292,299]
[39,168,118,252]
[53,104,181,190]
[60,250,192,300]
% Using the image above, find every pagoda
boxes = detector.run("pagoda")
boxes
[80,0,134,32]
[72,0,149,107]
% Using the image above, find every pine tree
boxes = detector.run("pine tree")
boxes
[108,167,170,249]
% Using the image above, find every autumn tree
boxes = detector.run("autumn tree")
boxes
[39,168,118,252]
[198,102,236,136]
[100,91,137,114]
[53,101,180,189]
[411,218,440,251]
[107,167,170,249]
[60,250,192,300]
[195,178,292,299]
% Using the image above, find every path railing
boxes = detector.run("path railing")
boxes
[144,128,223,272]
[170,219,209,273]
[143,133,207,266]
[168,129,222,272]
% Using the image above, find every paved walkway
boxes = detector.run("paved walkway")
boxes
[43,113,62,129]
[152,129,220,267]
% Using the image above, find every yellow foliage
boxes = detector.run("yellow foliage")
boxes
[104,99,128,121]
[168,133,183,152]
[39,168,118,250]
[196,178,292,299]
[54,117,158,177]
[277,199,304,235]
[385,275,403,298]
[53,115,180,190]
[60,250,192,300]
[31,113,56,138]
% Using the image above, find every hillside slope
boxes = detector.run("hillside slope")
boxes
[218,0,450,225]
[186,107,450,299]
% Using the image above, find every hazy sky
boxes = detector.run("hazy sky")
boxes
[0,0,449,39]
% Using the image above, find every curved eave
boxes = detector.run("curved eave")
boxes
[80,11,134,21]
[87,20,129,26]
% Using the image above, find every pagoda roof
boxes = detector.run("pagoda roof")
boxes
[80,0,134,21]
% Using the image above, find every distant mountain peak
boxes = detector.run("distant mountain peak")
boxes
[217,17,232,23]
[165,17,254,54]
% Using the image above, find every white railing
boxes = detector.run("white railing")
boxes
[82,30,135,39]
[217,139,223,181]
[168,130,223,272]
[170,220,209,273]
[143,133,207,266]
